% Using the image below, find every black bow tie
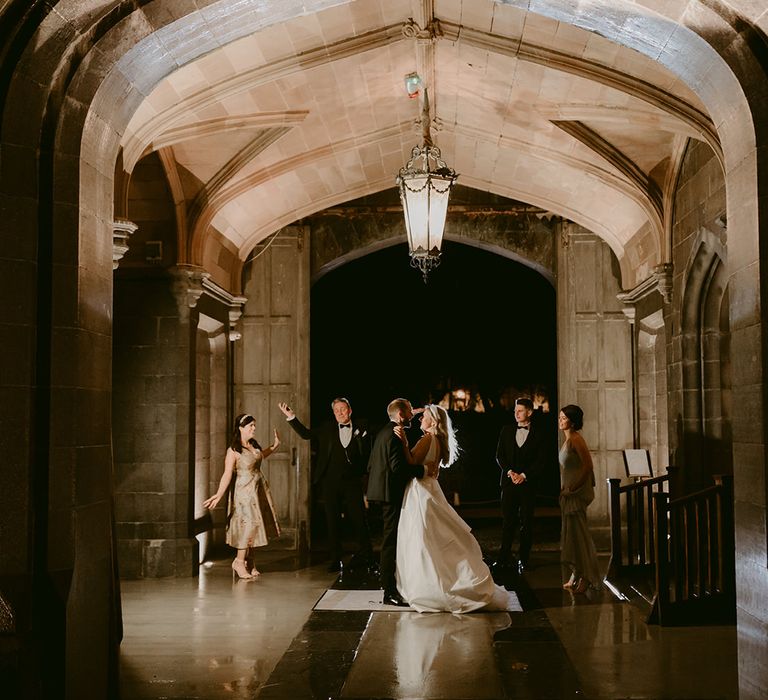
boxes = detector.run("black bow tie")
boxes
[339,424,351,429]
[517,425,529,430]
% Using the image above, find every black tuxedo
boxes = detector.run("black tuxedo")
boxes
[366,422,424,593]
[287,416,372,562]
[495,421,547,565]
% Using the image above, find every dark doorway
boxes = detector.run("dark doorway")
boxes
[310,240,557,505]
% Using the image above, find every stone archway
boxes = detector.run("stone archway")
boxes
[2,2,768,697]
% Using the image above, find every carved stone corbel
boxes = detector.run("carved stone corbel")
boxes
[617,262,674,307]
[170,265,210,314]
[402,17,443,42]
[653,263,673,304]
[228,308,244,342]
[113,218,138,269]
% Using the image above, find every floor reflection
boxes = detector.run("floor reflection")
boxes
[342,611,511,699]
[120,550,744,700]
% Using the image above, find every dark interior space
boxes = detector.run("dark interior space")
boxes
[310,240,558,506]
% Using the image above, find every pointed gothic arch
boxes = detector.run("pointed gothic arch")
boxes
[679,226,732,489]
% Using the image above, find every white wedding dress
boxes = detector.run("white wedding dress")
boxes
[396,435,517,613]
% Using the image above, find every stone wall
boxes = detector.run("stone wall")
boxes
[308,186,556,282]
[112,273,197,578]
[667,139,729,492]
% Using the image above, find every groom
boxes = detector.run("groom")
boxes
[366,398,425,606]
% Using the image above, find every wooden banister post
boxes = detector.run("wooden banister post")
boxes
[607,478,623,579]
[665,464,680,498]
[714,474,735,597]
[650,491,670,625]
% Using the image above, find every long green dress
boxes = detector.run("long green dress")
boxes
[559,440,602,588]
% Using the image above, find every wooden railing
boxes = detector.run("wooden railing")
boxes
[648,474,735,625]
[606,470,672,581]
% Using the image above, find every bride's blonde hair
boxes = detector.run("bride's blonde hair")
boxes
[423,404,460,467]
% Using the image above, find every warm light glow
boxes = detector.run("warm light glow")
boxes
[397,146,456,282]
[397,88,457,282]
[400,173,452,253]
[437,388,486,412]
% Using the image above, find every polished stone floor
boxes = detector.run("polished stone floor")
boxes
[119,544,742,700]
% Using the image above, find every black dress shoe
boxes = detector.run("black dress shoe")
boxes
[517,560,529,575]
[327,560,343,573]
[382,590,408,607]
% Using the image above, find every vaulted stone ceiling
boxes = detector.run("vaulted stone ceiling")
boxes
[118,0,724,290]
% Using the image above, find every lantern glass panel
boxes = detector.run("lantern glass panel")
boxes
[402,175,430,252]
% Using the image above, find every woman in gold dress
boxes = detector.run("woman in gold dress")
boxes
[204,414,281,580]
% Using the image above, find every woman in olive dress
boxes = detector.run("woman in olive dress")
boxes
[558,404,602,593]
[204,413,281,580]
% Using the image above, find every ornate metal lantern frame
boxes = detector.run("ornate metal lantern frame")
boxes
[396,89,457,282]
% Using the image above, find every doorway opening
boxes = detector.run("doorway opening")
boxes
[309,240,558,550]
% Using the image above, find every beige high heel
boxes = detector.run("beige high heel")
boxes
[232,559,254,580]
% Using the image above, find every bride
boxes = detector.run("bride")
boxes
[394,405,516,613]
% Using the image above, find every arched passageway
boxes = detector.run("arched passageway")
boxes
[2,1,768,698]
[310,241,556,420]
[309,240,558,510]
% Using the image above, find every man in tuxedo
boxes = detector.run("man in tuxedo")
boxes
[366,398,425,606]
[494,397,548,574]
[279,398,372,573]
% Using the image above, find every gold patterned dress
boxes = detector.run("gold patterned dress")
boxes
[227,448,280,549]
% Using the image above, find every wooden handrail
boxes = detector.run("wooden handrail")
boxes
[617,473,669,493]
[650,474,735,626]
[607,469,671,579]
[669,484,719,506]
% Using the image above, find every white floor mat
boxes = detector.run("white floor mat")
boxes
[313,588,522,612]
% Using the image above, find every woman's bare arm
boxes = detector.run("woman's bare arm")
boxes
[260,429,281,458]
[394,427,432,465]
[203,448,237,509]
[568,433,594,491]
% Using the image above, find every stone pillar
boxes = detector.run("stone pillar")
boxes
[112,266,209,577]
[193,280,247,559]
[617,264,673,471]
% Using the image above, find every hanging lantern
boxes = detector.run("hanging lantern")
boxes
[396,88,457,282]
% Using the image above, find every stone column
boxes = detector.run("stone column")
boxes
[112,266,210,577]
[617,265,673,476]
[194,279,247,557]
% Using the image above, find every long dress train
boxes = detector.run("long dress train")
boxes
[396,436,516,613]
